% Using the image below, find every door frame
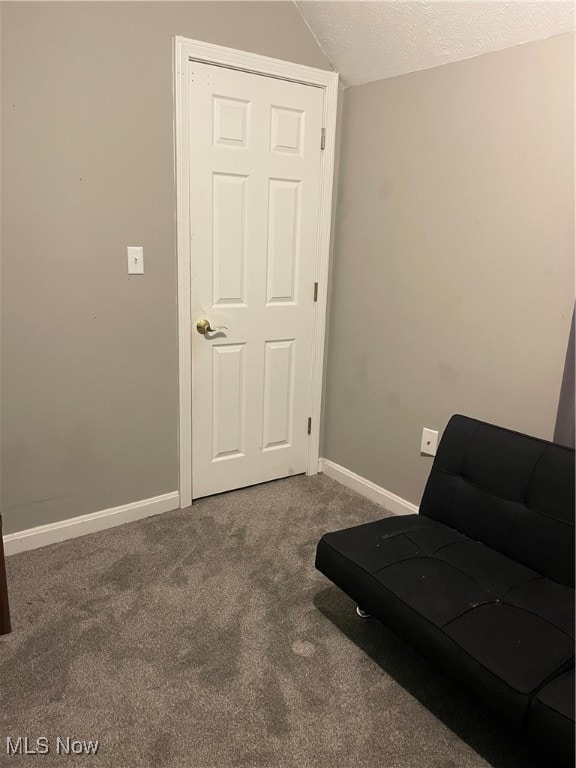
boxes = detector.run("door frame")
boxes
[174,36,339,508]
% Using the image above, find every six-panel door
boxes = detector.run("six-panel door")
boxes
[189,61,324,498]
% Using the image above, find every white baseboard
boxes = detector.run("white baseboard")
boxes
[3,463,414,556]
[3,491,180,556]
[319,458,418,516]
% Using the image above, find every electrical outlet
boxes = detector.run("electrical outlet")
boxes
[421,428,439,457]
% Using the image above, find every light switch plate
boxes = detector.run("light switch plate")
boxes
[127,246,144,275]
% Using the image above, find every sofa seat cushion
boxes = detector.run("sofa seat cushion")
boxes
[443,603,573,695]
[527,670,575,765]
[317,514,574,700]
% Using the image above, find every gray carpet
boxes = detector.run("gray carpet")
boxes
[1,475,540,768]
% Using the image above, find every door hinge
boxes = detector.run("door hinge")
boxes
[307,417,312,435]
[313,282,318,302]
[321,127,326,150]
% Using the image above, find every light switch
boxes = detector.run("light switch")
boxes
[127,246,144,275]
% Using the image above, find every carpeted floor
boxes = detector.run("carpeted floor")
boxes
[1,475,541,768]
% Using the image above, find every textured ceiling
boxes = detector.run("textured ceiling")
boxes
[295,1,576,86]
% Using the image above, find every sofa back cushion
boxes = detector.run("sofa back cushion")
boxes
[419,415,575,587]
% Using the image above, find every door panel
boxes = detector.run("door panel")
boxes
[212,173,247,306]
[189,61,323,498]
[266,179,301,304]
[262,339,295,450]
[212,344,245,460]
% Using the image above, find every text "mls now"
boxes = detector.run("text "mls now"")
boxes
[6,737,100,756]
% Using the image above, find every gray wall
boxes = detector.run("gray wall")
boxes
[1,1,331,534]
[323,33,575,506]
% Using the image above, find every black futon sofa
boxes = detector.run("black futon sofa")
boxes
[316,415,575,765]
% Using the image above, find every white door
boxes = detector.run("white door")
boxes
[188,60,325,499]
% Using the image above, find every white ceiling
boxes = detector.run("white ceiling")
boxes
[295,1,576,86]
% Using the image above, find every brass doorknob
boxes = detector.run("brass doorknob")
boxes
[196,319,228,335]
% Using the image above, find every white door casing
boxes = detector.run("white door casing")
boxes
[175,38,338,506]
